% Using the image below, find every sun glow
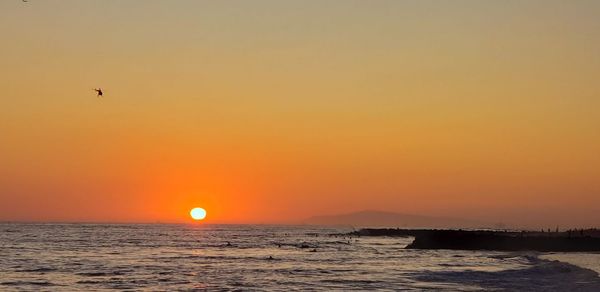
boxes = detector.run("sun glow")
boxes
[190,207,207,220]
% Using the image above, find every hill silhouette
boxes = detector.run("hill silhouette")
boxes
[303,210,494,229]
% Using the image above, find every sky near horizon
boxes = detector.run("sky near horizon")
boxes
[1,0,600,228]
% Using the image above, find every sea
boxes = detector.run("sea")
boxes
[1,223,600,291]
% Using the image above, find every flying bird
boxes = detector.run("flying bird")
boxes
[94,88,103,97]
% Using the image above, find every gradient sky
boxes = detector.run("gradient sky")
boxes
[1,0,599,228]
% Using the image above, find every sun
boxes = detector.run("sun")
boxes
[190,207,207,221]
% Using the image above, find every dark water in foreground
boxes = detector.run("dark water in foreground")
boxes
[1,224,600,291]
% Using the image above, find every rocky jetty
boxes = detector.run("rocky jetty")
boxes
[351,228,600,252]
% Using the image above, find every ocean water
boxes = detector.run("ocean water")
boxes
[1,224,599,291]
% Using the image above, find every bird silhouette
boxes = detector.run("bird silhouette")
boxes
[94,88,103,97]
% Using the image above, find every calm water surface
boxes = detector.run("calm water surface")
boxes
[1,224,599,291]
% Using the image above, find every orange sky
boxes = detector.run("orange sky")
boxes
[1,1,599,228]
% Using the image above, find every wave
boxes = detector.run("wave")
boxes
[412,255,600,291]
[16,267,57,273]
[1,281,59,286]
[76,271,129,277]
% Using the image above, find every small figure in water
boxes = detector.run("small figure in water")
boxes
[267,256,274,260]
[94,88,103,97]
[226,241,232,247]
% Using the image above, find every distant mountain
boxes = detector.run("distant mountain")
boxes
[302,210,494,229]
